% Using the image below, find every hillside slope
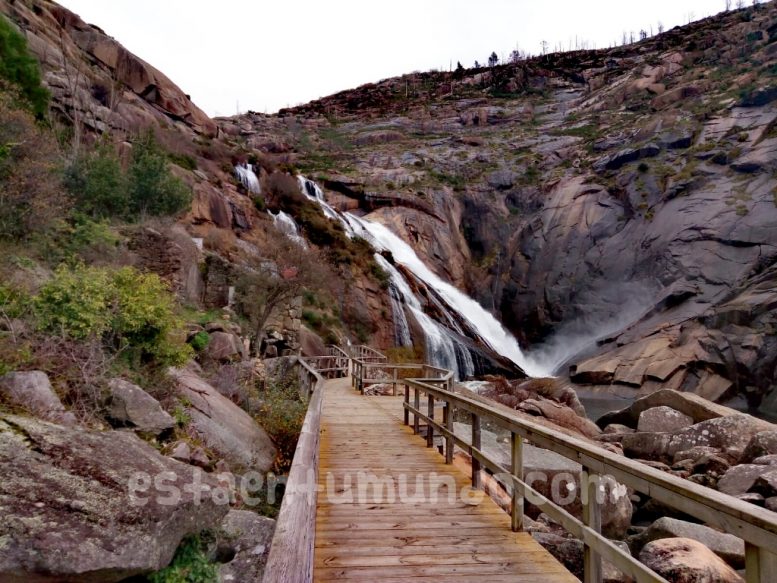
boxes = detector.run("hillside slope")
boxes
[223,2,777,412]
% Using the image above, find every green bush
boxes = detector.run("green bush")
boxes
[149,535,218,583]
[129,133,192,217]
[35,265,192,366]
[65,145,128,218]
[0,15,49,118]
[189,331,210,352]
[65,135,192,220]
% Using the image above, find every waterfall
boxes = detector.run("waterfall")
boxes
[295,177,540,377]
[374,254,473,378]
[344,213,546,377]
[297,175,355,237]
[270,210,307,248]
[234,163,261,194]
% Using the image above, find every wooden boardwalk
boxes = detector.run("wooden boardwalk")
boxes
[314,377,577,582]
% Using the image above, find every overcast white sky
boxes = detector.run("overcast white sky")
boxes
[59,0,727,117]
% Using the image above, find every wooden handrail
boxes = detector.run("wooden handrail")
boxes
[401,375,777,583]
[264,357,325,583]
[269,343,777,583]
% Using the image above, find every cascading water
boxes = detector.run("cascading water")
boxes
[374,254,474,378]
[234,163,261,194]
[374,255,413,347]
[297,175,355,237]
[270,210,307,248]
[295,177,545,378]
[344,213,548,377]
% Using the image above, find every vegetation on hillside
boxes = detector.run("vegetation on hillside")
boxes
[0,15,49,118]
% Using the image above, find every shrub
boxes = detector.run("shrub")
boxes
[255,374,307,472]
[0,15,50,118]
[65,145,128,218]
[189,331,210,352]
[128,133,192,217]
[35,265,192,366]
[149,535,218,583]
[0,94,67,240]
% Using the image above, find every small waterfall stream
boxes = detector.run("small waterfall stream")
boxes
[270,210,307,248]
[234,163,261,194]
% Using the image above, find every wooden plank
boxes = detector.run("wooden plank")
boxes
[314,376,575,583]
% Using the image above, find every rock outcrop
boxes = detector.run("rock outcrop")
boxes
[217,510,275,583]
[639,538,744,583]
[171,368,276,473]
[105,378,175,436]
[0,414,228,582]
[0,371,76,426]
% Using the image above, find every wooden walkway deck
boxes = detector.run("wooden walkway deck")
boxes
[314,377,577,582]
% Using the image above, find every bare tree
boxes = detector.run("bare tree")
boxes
[657,21,665,34]
[639,29,648,40]
[235,236,326,355]
[725,0,732,10]
[488,51,499,67]
[736,0,745,8]
[540,40,549,55]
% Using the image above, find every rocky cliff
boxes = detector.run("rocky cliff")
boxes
[224,3,777,413]
[5,0,777,409]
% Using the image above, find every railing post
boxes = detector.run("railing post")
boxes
[511,431,523,532]
[413,387,420,434]
[471,413,481,489]
[444,398,453,464]
[403,383,410,426]
[746,542,777,583]
[392,367,398,396]
[427,394,435,448]
[583,470,602,583]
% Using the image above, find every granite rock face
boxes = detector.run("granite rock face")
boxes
[0,414,228,582]
[0,371,76,426]
[171,368,276,473]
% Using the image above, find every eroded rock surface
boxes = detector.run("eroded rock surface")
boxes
[0,414,227,582]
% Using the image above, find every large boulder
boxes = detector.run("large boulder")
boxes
[639,538,744,583]
[0,414,228,582]
[523,445,632,538]
[718,464,775,496]
[597,390,735,430]
[105,379,174,436]
[742,431,777,463]
[0,371,76,426]
[637,406,694,433]
[205,332,246,362]
[619,414,775,463]
[171,368,276,473]
[217,510,275,583]
[628,517,745,568]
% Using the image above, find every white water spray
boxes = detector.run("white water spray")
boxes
[234,163,261,194]
[344,213,548,376]
[270,210,307,248]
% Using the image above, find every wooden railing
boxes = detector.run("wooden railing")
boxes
[302,346,350,380]
[268,343,777,583]
[401,375,777,583]
[263,356,325,583]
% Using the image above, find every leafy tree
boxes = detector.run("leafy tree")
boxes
[0,15,49,118]
[128,133,192,218]
[488,51,499,67]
